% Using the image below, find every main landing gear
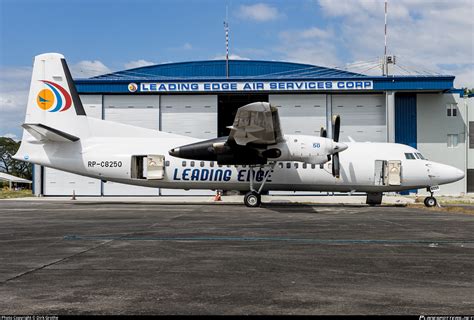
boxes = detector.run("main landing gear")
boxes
[424,186,439,207]
[244,163,276,207]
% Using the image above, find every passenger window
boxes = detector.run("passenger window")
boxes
[278,163,283,169]
[210,161,214,167]
[182,161,186,167]
[165,161,170,167]
[303,163,307,169]
[242,165,247,168]
[190,161,195,167]
[286,163,291,169]
[404,153,416,160]
[200,161,205,167]
[311,164,316,169]
[294,163,299,169]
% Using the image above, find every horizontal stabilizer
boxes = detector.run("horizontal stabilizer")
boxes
[22,123,80,142]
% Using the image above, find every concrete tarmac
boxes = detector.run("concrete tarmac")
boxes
[0,200,473,315]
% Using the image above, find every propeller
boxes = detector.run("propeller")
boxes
[331,115,341,178]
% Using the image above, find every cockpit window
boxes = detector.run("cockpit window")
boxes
[404,153,416,160]
[416,153,426,160]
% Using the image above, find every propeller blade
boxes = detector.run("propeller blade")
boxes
[320,127,327,138]
[332,115,341,142]
[332,153,340,178]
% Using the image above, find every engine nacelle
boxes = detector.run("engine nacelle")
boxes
[269,135,346,165]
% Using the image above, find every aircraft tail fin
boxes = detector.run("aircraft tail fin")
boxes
[22,53,88,139]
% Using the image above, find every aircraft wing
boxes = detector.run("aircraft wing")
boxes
[227,102,284,146]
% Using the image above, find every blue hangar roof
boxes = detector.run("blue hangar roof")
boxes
[75,59,455,93]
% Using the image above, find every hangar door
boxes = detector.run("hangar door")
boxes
[269,94,327,135]
[332,94,386,142]
[103,95,160,196]
[43,95,102,196]
[161,95,217,195]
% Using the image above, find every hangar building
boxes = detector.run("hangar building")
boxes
[31,59,472,196]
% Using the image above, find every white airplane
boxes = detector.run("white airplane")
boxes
[14,53,464,207]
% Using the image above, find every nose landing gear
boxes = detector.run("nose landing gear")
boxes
[424,186,439,207]
[424,196,437,207]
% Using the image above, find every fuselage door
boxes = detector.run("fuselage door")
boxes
[146,155,165,180]
[387,160,401,186]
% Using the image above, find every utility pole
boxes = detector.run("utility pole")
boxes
[224,5,229,79]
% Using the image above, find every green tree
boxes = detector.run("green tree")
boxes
[0,137,32,180]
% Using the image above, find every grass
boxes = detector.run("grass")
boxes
[0,188,34,199]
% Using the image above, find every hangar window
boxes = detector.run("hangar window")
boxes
[447,104,458,117]
[294,105,301,108]
[404,153,416,160]
[182,161,186,167]
[447,134,459,148]
[314,105,321,108]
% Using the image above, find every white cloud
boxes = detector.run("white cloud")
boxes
[124,59,156,69]
[0,66,31,139]
[277,26,341,66]
[70,60,111,78]
[238,3,282,22]
[316,0,474,87]
[213,54,250,60]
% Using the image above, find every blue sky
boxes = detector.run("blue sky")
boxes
[0,0,473,138]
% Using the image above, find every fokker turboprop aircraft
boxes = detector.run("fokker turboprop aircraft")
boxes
[14,53,465,207]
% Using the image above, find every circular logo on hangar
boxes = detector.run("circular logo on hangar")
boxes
[128,83,138,92]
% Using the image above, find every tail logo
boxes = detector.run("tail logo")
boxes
[36,80,72,112]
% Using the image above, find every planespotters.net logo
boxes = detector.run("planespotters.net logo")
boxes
[419,316,474,320]
[36,80,72,112]
[128,83,138,92]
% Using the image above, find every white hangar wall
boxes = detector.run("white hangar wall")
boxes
[417,93,471,195]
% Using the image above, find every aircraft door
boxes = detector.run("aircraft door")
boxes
[374,160,386,186]
[131,155,165,180]
[373,160,401,186]
[146,155,165,180]
[387,160,401,186]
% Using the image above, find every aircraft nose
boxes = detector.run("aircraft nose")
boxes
[333,142,348,153]
[429,162,465,184]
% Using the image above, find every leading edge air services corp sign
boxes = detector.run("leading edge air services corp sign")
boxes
[127,80,374,93]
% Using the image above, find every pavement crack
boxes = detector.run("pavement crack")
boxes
[0,240,113,284]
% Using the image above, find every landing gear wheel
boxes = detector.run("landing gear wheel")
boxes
[244,191,261,207]
[424,196,437,207]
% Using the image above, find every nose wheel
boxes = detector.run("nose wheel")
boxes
[424,187,439,207]
[424,196,437,207]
